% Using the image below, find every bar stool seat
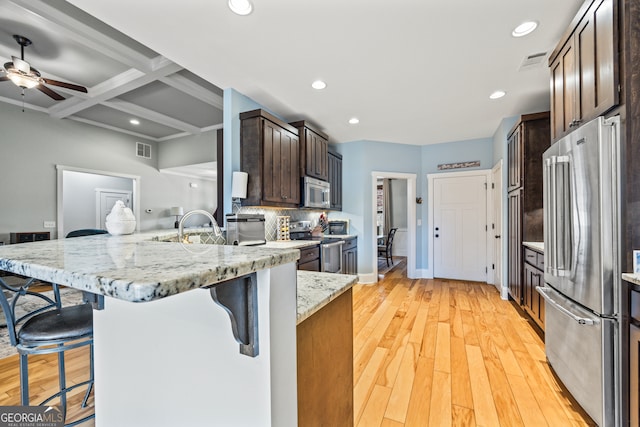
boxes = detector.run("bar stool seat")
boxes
[0,277,95,426]
[19,304,93,344]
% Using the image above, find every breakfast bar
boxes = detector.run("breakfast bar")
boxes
[0,232,357,427]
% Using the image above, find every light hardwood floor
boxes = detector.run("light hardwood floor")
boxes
[354,260,595,426]
[0,260,595,426]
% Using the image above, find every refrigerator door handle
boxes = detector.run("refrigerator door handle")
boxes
[544,157,557,274]
[537,286,599,326]
[550,155,571,275]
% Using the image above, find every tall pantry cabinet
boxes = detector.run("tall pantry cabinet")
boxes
[507,112,550,309]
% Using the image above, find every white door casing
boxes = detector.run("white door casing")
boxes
[429,169,490,282]
[56,165,141,239]
[491,161,503,293]
[370,172,417,282]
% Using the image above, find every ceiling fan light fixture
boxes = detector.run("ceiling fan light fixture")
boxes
[7,72,39,89]
[489,90,506,100]
[228,0,253,16]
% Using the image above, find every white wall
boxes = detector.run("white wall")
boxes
[0,101,216,242]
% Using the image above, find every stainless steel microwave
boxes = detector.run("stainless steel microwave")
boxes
[302,176,330,209]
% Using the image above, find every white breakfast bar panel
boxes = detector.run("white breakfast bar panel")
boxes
[93,262,298,427]
[0,233,301,427]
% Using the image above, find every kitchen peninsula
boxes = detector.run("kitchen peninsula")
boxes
[0,231,357,427]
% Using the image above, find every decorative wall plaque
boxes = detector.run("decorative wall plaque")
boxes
[437,160,481,170]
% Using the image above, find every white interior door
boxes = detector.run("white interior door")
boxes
[492,162,503,292]
[97,190,132,229]
[433,174,487,281]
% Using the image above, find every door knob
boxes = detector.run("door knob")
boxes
[495,235,501,239]
[435,227,439,231]
[435,234,439,238]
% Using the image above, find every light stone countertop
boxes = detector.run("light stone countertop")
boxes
[263,240,320,249]
[523,241,544,252]
[296,270,358,324]
[0,229,360,325]
[623,273,640,286]
[0,231,299,303]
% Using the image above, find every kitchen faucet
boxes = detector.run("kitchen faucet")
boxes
[178,209,223,243]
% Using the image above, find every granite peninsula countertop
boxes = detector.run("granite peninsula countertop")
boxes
[522,241,544,252]
[0,231,299,303]
[263,240,320,249]
[623,273,640,287]
[296,270,358,324]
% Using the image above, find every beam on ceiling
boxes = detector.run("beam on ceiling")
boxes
[159,74,224,109]
[49,59,182,119]
[102,99,202,135]
[8,0,154,72]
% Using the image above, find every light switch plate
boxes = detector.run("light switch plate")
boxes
[43,221,56,228]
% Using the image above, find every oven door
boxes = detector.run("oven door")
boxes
[321,240,344,273]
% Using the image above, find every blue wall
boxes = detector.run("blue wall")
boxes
[222,88,499,279]
[337,138,494,276]
[222,89,270,216]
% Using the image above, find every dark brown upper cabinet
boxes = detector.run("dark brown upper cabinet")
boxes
[240,109,300,208]
[328,150,343,211]
[289,121,329,182]
[549,0,619,141]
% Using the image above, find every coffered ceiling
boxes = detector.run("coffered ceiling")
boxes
[0,0,223,142]
[1,0,584,147]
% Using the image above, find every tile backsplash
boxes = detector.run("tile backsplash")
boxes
[234,207,326,241]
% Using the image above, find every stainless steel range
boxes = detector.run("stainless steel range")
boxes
[290,224,344,273]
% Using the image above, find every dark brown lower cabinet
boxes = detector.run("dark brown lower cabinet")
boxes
[508,190,522,303]
[297,288,353,426]
[342,236,357,275]
[298,245,320,272]
[522,248,545,330]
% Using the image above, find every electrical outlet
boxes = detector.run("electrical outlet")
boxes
[43,221,56,228]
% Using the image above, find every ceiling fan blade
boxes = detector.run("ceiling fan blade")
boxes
[36,84,65,101]
[42,78,87,93]
[12,56,30,74]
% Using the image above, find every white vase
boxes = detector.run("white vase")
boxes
[105,200,136,235]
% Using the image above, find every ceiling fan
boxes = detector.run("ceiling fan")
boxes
[0,34,87,100]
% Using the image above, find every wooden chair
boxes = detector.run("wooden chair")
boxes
[377,228,398,267]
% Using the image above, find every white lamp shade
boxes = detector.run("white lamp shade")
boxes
[170,206,184,216]
[231,171,248,199]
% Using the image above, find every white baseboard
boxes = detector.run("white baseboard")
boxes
[357,272,377,284]
[500,286,509,300]
[415,269,432,279]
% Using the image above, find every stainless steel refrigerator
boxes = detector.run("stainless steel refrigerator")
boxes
[538,115,621,427]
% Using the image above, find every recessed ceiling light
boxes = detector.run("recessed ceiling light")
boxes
[349,118,359,125]
[512,21,538,37]
[489,90,506,100]
[130,119,140,125]
[311,80,327,90]
[228,0,253,16]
